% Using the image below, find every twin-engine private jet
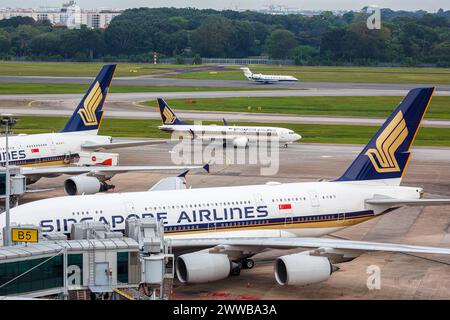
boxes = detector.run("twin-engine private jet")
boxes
[4,87,450,287]
[0,64,204,195]
[157,98,301,148]
[240,67,298,83]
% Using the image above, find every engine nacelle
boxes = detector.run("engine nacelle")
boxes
[176,252,231,284]
[232,137,249,148]
[274,253,333,286]
[64,175,111,196]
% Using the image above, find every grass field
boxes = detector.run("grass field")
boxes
[1,61,450,84]
[171,65,450,84]
[0,83,270,94]
[144,96,450,119]
[0,61,199,77]
[11,116,450,146]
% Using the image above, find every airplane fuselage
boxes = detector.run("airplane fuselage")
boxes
[0,132,111,180]
[158,124,301,145]
[247,73,298,83]
[2,180,422,242]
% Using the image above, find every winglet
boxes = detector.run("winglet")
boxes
[203,163,210,174]
[223,118,228,126]
[189,129,198,140]
[177,170,189,178]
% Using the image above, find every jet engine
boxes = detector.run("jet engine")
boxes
[274,253,333,286]
[176,252,231,284]
[232,137,249,148]
[64,175,113,196]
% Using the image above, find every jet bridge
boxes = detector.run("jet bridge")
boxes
[0,218,173,300]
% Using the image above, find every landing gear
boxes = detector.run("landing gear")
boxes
[231,266,241,276]
[284,143,288,148]
[242,258,255,269]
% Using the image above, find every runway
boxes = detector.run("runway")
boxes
[21,141,450,299]
[2,100,450,128]
[1,74,450,91]
[1,88,450,103]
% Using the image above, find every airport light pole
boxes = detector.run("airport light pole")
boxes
[1,114,17,247]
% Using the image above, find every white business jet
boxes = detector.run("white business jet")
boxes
[240,67,298,83]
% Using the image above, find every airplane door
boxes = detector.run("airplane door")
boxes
[337,210,346,224]
[253,193,265,206]
[308,191,320,208]
[124,201,138,222]
[208,222,216,233]
[47,137,56,153]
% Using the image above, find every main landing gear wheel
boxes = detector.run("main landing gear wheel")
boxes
[231,266,241,276]
[242,258,255,269]
[284,143,288,148]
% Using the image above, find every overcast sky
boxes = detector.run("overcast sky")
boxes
[0,1,448,12]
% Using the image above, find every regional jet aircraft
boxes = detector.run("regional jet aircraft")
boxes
[5,87,450,286]
[157,98,301,147]
[0,64,204,195]
[240,67,298,83]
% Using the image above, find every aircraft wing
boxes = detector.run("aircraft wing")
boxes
[169,237,450,255]
[81,139,166,151]
[21,164,207,176]
[365,198,450,207]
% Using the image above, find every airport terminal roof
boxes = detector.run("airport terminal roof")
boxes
[0,238,139,261]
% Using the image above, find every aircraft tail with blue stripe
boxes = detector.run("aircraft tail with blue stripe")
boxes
[336,87,435,184]
[157,98,189,125]
[61,64,116,134]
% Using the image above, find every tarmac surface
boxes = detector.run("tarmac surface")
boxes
[1,98,450,128]
[21,140,450,299]
[1,74,450,91]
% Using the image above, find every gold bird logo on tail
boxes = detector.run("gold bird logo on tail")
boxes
[366,111,408,173]
[78,81,103,126]
[163,107,176,124]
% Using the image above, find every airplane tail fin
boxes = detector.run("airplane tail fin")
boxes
[157,98,188,125]
[240,67,253,79]
[61,64,116,134]
[336,87,436,184]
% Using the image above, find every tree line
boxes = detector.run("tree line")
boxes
[0,7,449,66]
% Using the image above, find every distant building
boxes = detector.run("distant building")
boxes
[0,1,121,29]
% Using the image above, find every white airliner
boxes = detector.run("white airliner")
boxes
[240,67,298,83]
[0,64,204,195]
[157,99,301,147]
[4,87,450,287]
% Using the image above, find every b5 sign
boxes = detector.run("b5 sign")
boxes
[11,228,39,243]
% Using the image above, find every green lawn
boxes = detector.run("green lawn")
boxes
[0,83,270,94]
[11,116,450,146]
[144,96,450,119]
[2,61,450,84]
[0,61,198,77]
[171,65,450,84]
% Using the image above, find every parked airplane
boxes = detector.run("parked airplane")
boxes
[157,98,301,147]
[240,67,298,83]
[0,64,204,195]
[4,87,450,287]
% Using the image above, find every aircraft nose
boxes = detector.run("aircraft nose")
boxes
[294,134,302,141]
